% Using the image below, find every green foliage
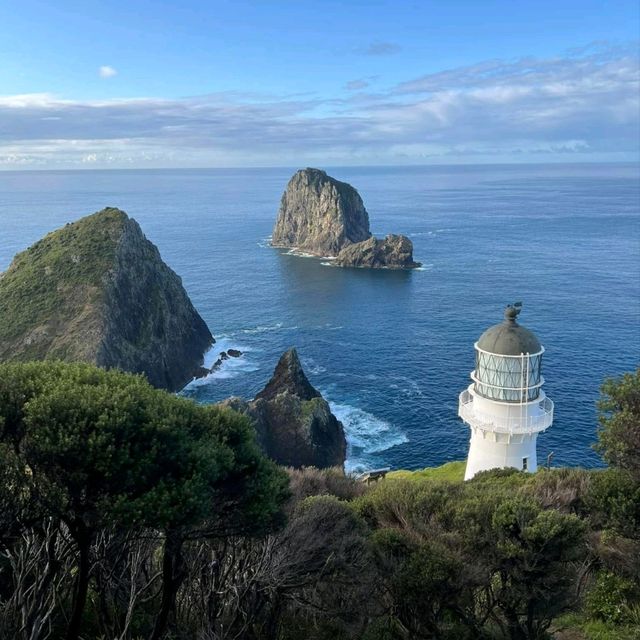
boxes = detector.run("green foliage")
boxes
[586,468,640,539]
[358,470,588,640]
[586,570,639,624]
[0,360,288,533]
[597,369,640,481]
[0,361,289,640]
[524,467,592,515]
[557,612,640,640]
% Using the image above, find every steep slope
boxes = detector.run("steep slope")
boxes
[272,168,371,255]
[0,207,213,391]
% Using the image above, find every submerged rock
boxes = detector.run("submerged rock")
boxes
[0,207,213,391]
[193,366,211,380]
[220,348,346,469]
[272,168,371,256]
[335,234,421,269]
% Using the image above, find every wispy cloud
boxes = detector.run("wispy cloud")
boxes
[358,41,401,56]
[99,65,118,78]
[0,44,637,167]
[344,76,378,91]
[345,79,370,91]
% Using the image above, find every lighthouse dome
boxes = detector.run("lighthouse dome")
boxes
[477,305,542,355]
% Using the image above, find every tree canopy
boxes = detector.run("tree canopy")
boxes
[0,361,288,640]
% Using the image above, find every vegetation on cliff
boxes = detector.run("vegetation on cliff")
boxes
[0,364,637,640]
[0,208,213,391]
[221,348,347,469]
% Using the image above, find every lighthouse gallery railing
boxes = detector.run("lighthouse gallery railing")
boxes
[458,389,554,434]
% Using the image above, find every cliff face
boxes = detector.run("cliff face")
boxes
[0,207,213,391]
[220,349,347,469]
[272,168,371,256]
[335,234,421,269]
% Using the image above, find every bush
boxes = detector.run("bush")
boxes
[586,570,639,624]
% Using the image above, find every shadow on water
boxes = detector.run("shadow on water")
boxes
[273,249,417,328]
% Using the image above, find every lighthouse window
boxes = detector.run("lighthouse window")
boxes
[474,351,543,402]
[522,457,528,471]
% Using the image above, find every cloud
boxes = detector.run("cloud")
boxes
[99,65,118,78]
[0,44,637,167]
[345,79,370,91]
[344,76,378,91]
[358,41,401,56]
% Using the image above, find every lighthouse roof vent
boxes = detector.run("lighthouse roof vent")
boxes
[476,304,542,356]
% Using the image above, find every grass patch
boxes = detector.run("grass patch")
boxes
[386,461,465,483]
[554,612,640,640]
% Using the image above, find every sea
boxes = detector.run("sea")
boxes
[1,163,638,472]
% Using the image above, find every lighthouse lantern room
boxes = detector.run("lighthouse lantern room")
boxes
[458,303,554,480]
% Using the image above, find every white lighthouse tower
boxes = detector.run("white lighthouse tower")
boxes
[458,303,554,480]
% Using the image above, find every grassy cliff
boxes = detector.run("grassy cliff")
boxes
[0,208,125,361]
[0,207,213,390]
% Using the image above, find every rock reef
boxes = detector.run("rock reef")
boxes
[272,168,420,268]
[335,234,421,269]
[0,207,213,391]
[220,348,347,469]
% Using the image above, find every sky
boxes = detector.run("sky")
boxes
[0,0,638,168]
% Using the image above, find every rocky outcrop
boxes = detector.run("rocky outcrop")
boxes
[335,234,421,269]
[0,207,213,391]
[220,349,347,469]
[272,168,420,268]
[272,168,371,256]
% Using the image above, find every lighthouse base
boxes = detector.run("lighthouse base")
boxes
[464,428,538,480]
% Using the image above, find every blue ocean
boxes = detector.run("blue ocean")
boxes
[1,164,638,471]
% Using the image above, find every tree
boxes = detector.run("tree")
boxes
[597,369,640,481]
[0,361,289,640]
[487,498,586,640]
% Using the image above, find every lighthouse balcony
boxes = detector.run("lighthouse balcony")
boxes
[458,389,554,434]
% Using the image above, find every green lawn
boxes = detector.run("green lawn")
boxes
[386,460,466,482]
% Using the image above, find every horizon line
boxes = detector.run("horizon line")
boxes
[1,159,638,173]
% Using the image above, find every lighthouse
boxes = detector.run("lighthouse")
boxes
[458,303,554,480]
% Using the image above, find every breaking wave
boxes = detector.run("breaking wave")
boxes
[329,401,408,473]
[184,337,260,387]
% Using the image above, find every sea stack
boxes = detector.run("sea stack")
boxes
[272,168,371,256]
[220,348,347,469]
[0,207,213,391]
[272,168,420,268]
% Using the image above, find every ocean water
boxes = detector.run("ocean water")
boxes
[1,164,638,472]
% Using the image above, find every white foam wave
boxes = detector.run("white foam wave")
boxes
[313,323,343,331]
[284,248,317,258]
[230,322,299,336]
[329,401,408,472]
[410,228,452,238]
[301,356,326,375]
[257,235,273,249]
[184,337,260,387]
